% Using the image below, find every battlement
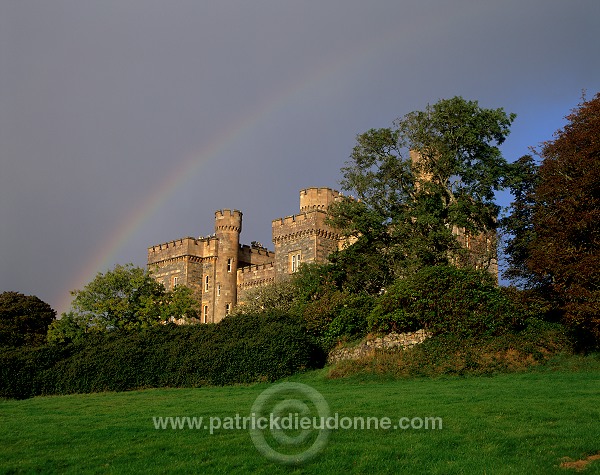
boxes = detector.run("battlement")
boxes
[238,242,274,267]
[148,235,215,252]
[238,262,275,274]
[239,243,272,254]
[215,209,242,218]
[147,236,218,264]
[237,262,276,295]
[299,187,343,212]
[272,212,317,228]
[215,209,242,233]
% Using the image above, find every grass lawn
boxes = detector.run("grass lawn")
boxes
[1,364,599,474]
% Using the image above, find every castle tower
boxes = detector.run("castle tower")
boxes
[272,188,342,277]
[299,187,342,213]
[213,209,242,322]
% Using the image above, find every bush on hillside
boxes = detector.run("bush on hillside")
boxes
[0,312,325,399]
[368,265,521,336]
[328,319,574,379]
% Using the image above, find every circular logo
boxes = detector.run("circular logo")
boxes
[249,382,331,464]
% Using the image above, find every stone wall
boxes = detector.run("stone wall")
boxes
[237,244,274,267]
[147,237,219,291]
[272,211,340,277]
[327,330,432,364]
[237,263,276,302]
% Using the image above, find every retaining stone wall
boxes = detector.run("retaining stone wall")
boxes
[327,329,431,364]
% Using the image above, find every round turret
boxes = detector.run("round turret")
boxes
[213,209,242,322]
[214,209,242,234]
[299,187,343,212]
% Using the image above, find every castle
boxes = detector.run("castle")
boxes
[147,185,498,323]
[147,187,346,323]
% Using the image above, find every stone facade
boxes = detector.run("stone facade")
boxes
[272,188,344,279]
[148,188,344,323]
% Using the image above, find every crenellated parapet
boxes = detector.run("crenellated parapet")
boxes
[147,236,218,265]
[272,211,315,227]
[299,187,343,212]
[272,211,340,245]
[238,262,276,275]
[237,263,276,290]
[238,243,275,267]
[215,209,242,233]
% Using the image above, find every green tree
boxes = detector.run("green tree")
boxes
[234,279,299,316]
[47,264,200,342]
[528,93,600,345]
[329,97,515,288]
[501,155,542,287]
[0,292,56,347]
[159,285,200,323]
[46,311,89,344]
[234,262,337,317]
[68,263,165,331]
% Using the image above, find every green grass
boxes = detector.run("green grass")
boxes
[1,363,599,474]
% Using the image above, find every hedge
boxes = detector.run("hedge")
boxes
[0,313,325,399]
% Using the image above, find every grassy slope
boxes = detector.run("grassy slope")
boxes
[1,364,599,474]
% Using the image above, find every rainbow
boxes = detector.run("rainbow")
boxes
[57,27,405,314]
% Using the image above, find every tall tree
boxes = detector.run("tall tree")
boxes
[528,93,600,344]
[47,264,200,342]
[66,263,165,331]
[501,155,542,287]
[329,97,515,290]
[0,292,56,347]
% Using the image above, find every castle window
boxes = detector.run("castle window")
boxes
[290,251,302,273]
[173,276,179,288]
[217,284,221,297]
[205,276,209,292]
[227,258,233,272]
[225,303,231,315]
[203,306,208,323]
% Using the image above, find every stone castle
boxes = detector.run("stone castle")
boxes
[147,187,347,323]
[147,186,497,324]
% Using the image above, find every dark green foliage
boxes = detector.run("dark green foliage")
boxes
[301,290,373,349]
[329,97,515,285]
[328,233,392,295]
[501,155,542,286]
[235,262,374,350]
[0,292,56,347]
[323,294,373,344]
[369,265,519,336]
[402,320,571,377]
[47,264,200,343]
[329,319,573,379]
[0,313,324,399]
[501,94,600,348]
[0,343,75,398]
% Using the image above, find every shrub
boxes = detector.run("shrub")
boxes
[368,265,521,337]
[0,292,56,347]
[321,293,373,347]
[328,319,574,379]
[0,312,325,399]
[301,290,373,350]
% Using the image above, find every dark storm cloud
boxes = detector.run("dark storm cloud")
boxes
[1,0,598,314]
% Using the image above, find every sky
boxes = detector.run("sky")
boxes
[1,0,598,316]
